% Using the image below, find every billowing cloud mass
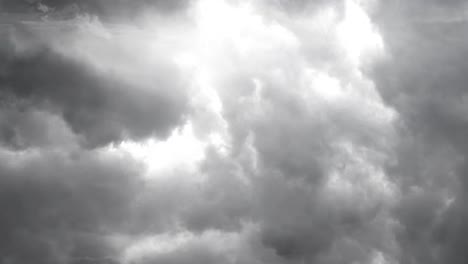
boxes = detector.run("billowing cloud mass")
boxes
[369,1,468,263]
[0,0,466,263]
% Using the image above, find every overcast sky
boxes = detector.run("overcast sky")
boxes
[1,0,468,263]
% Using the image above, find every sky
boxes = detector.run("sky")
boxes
[0,0,468,263]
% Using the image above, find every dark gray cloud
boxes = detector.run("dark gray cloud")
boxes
[0,22,189,148]
[6,0,463,263]
[0,7,194,263]
[0,149,143,264]
[0,0,193,22]
[0,106,77,149]
[135,241,232,264]
[369,1,468,263]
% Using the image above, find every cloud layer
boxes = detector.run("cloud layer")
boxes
[1,0,467,263]
[370,1,468,263]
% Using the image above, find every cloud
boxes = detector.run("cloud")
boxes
[4,0,455,263]
[120,0,400,263]
[369,1,468,263]
[0,9,194,263]
[0,148,144,263]
[0,0,193,21]
[0,107,78,149]
[0,19,190,148]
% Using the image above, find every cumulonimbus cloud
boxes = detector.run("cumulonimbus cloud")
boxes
[3,0,465,263]
[370,1,468,263]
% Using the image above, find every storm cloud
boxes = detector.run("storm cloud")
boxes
[0,0,466,263]
[368,1,468,263]
[0,19,190,148]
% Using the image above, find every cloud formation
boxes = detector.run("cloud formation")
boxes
[0,0,192,21]
[2,0,467,263]
[0,19,190,148]
[369,1,468,263]
[0,148,143,263]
